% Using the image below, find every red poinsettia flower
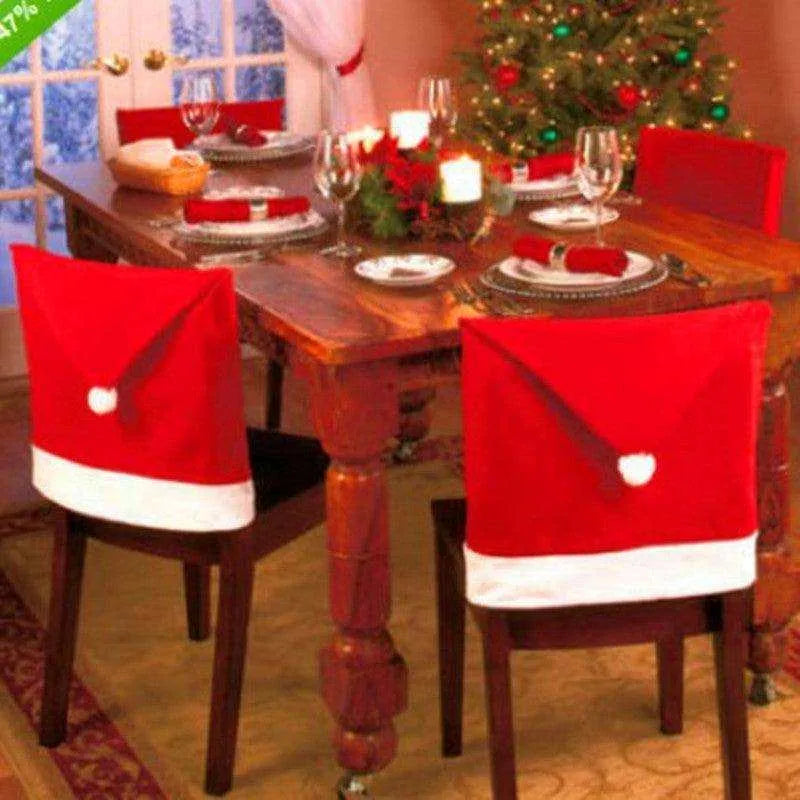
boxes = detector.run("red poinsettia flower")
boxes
[386,157,439,219]
[358,133,401,166]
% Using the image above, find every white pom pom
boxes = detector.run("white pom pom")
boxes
[87,386,118,416]
[617,452,656,487]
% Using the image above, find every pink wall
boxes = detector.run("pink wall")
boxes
[367,0,798,238]
[365,0,476,115]
[719,2,800,238]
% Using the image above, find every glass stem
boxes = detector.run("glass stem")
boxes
[595,198,604,246]
[337,200,347,249]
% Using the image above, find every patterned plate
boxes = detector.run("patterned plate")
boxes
[174,210,329,246]
[528,203,620,232]
[194,131,315,163]
[354,254,456,287]
[481,251,668,300]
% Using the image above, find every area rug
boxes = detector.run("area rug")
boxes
[2,461,800,798]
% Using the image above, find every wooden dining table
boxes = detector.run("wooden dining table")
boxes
[35,155,800,786]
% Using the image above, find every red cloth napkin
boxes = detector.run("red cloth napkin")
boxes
[513,235,628,277]
[224,115,267,147]
[491,152,576,183]
[184,196,310,223]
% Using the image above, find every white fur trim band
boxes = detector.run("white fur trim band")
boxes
[32,446,255,532]
[464,532,758,609]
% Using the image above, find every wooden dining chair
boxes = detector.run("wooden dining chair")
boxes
[116,98,284,148]
[432,303,771,800]
[11,244,328,796]
[633,126,787,236]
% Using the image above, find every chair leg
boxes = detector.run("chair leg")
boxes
[265,358,284,430]
[714,590,752,800]
[40,512,87,748]
[478,609,517,800]
[183,564,211,642]
[657,633,683,735]
[434,516,465,757]
[204,533,255,796]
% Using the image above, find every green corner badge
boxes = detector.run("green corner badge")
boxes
[0,0,81,68]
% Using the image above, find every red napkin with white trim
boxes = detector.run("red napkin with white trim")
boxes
[513,235,628,277]
[492,153,576,183]
[223,115,267,147]
[184,196,310,223]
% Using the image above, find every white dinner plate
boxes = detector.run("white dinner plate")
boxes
[354,254,456,287]
[528,203,620,232]
[497,250,654,287]
[510,173,581,202]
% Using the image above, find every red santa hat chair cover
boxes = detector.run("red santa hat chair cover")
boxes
[633,126,787,236]
[460,302,771,610]
[116,99,284,148]
[12,244,254,532]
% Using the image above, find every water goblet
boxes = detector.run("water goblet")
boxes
[574,126,623,245]
[179,72,221,140]
[313,130,363,259]
[418,76,457,148]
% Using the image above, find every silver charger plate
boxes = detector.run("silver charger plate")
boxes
[354,254,456,287]
[174,211,329,247]
[194,132,315,163]
[480,251,668,300]
[510,174,581,203]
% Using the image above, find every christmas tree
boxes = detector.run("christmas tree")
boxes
[459,0,748,167]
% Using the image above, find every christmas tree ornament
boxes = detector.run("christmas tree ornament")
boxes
[673,47,692,66]
[538,125,560,144]
[710,102,730,121]
[494,63,521,91]
[459,0,743,159]
[615,84,641,111]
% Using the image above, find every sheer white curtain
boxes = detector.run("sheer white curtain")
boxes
[270,0,377,131]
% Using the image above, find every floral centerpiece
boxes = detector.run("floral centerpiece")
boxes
[353,133,512,241]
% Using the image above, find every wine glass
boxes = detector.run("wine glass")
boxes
[179,72,221,140]
[313,130,363,259]
[418,76,457,148]
[574,126,623,245]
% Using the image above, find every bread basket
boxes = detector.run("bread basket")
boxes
[108,157,210,196]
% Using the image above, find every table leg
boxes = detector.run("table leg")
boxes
[750,374,800,704]
[306,361,408,786]
[394,388,437,463]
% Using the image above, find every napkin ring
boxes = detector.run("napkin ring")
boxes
[549,241,568,271]
[250,200,267,221]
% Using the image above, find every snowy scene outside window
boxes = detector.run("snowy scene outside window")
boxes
[0,0,286,308]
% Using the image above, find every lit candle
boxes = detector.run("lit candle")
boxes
[440,155,483,204]
[389,110,431,149]
[348,126,385,154]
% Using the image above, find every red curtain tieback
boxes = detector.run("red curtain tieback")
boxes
[336,43,364,77]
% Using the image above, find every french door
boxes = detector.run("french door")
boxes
[0,0,322,378]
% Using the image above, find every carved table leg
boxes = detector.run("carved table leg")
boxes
[750,374,800,704]
[394,387,437,463]
[305,360,408,788]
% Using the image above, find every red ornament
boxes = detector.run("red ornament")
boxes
[615,84,641,111]
[494,63,521,91]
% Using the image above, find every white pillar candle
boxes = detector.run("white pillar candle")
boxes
[389,110,431,149]
[348,126,385,154]
[440,155,483,204]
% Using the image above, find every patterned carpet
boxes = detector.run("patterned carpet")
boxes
[2,460,800,799]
